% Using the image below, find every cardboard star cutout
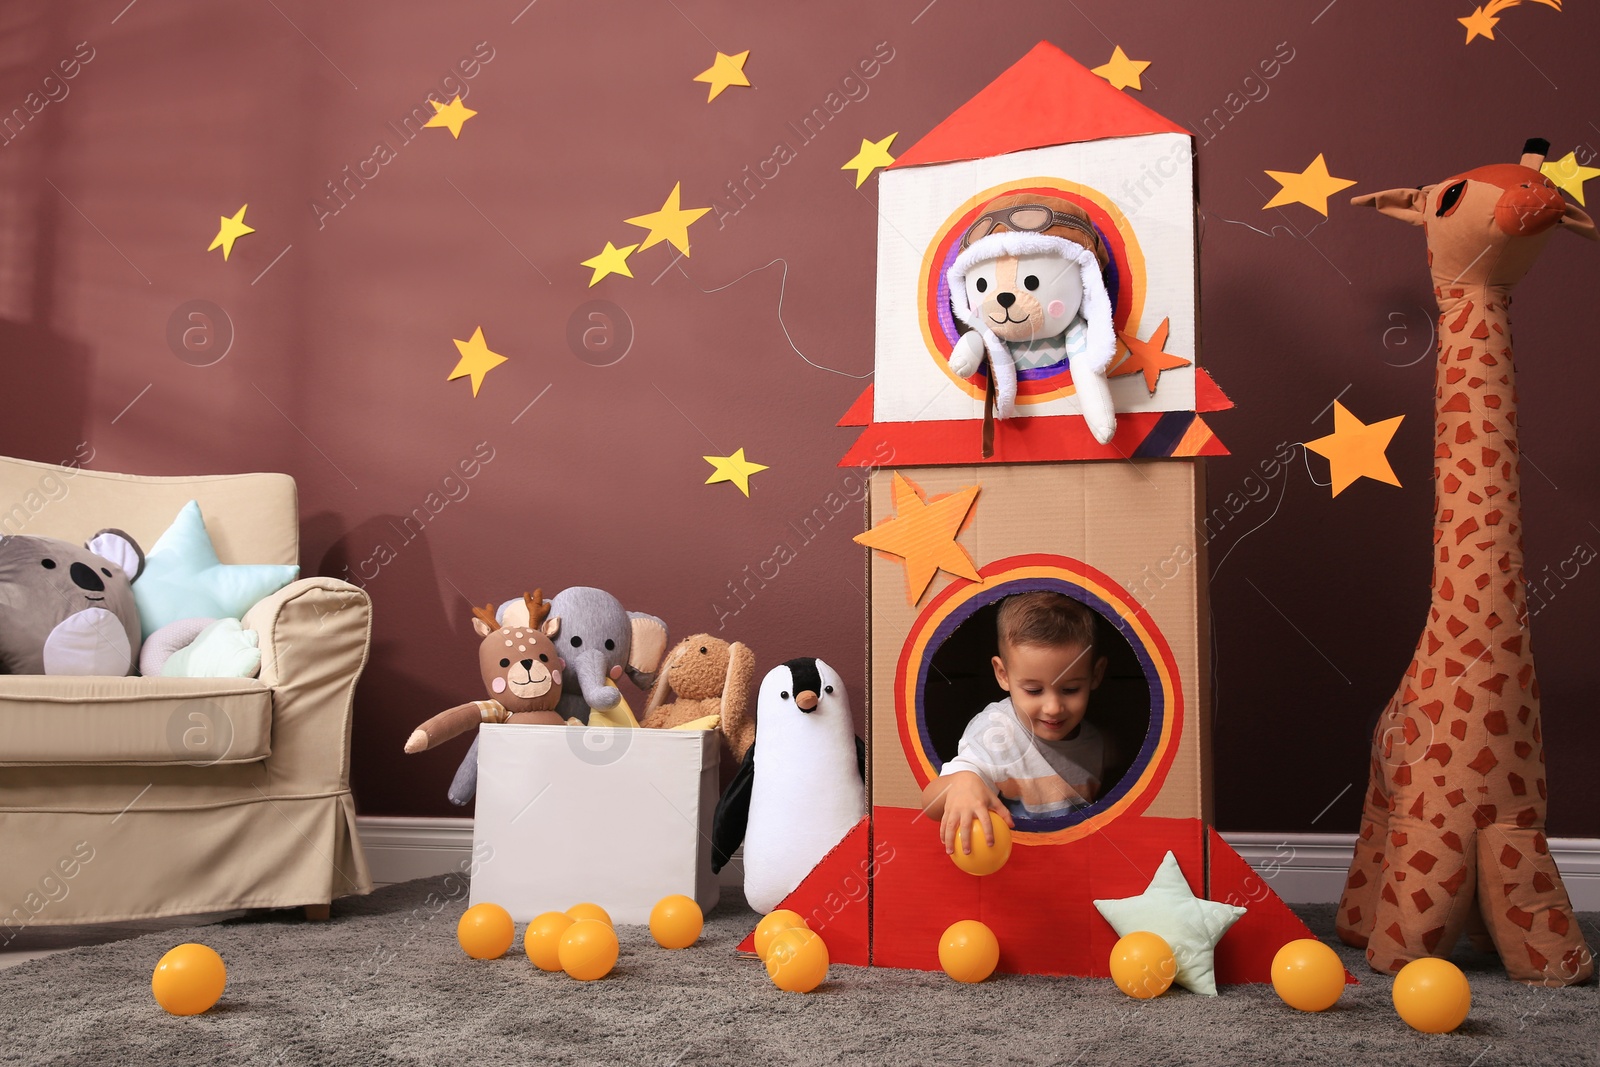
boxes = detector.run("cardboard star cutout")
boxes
[694,49,751,101]
[853,473,981,604]
[208,204,255,261]
[1093,851,1246,997]
[582,241,638,286]
[625,182,710,255]
[1262,153,1357,216]
[1090,46,1150,91]
[1111,317,1189,394]
[842,133,897,188]
[1304,400,1403,497]
[703,448,767,497]
[1541,150,1600,206]
[424,95,477,138]
[448,326,508,397]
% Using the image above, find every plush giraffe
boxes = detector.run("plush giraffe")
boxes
[1336,140,1596,987]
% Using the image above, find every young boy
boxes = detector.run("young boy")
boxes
[921,591,1111,855]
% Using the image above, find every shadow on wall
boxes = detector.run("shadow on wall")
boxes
[321,513,488,816]
[0,7,93,464]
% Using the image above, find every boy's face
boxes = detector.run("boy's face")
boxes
[991,640,1106,742]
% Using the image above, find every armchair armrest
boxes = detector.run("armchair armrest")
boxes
[243,577,372,793]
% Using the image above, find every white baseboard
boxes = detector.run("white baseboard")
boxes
[355,818,1600,911]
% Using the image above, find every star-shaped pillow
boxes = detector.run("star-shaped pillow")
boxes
[132,501,299,641]
[1093,850,1246,996]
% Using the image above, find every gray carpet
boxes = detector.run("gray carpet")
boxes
[1,877,1596,1067]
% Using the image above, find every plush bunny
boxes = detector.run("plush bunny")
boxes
[403,592,566,756]
[946,194,1118,443]
[641,634,756,759]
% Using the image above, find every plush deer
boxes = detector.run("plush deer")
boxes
[1337,140,1596,986]
[404,591,566,754]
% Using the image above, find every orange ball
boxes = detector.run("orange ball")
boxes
[566,902,613,928]
[938,920,1000,983]
[1108,932,1176,1000]
[559,918,620,981]
[949,813,1012,876]
[649,894,704,950]
[151,943,227,1016]
[1392,958,1472,1033]
[752,910,808,961]
[457,902,515,960]
[1271,938,1346,1012]
[523,911,575,971]
[765,927,829,993]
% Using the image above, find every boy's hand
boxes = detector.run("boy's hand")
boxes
[937,771,1015,855]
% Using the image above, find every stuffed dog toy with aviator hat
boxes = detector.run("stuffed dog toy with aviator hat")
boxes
[946,194,1118,443]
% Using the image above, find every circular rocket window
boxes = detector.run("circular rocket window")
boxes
[897,554,1183,843]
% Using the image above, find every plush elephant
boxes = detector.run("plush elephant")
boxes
[446,586,668,805]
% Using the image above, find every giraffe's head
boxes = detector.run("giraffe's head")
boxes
[1353,139,1596,290]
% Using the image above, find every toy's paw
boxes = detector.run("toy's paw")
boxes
[1087,410,1117,445]
[404,728,431,754]
[948,332,985,379]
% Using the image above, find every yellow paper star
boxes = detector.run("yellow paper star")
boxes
[424,95,478,138]
[853,473,982,604]
[1091,46,1151,91]
[694,49,751,102]
[624,183,710,255]
[1541,150,1600,206]
[1262,153,1358,216]
[1304,401,1404,497]
[581,241,638,286]
[703,448,768,497]
[1111,317,1190,394]
[447,326,508,397]
[207,204,255,261]
[842,133,897,189]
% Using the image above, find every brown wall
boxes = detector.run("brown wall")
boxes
[2,0,1596,835]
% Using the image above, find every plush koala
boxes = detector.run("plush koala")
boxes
[0,530,145,676]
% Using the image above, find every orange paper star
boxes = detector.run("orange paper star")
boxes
[1304,401,1404,497]
[1263,153,1358,216]
[1459,0,1561,44]
[853,473,981,604]
[1111,317,1189,394]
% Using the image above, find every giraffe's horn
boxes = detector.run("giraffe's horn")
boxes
[1520,137,1550,169]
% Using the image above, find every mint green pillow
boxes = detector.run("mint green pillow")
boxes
[161,617,262,678]
[132,501,298,641]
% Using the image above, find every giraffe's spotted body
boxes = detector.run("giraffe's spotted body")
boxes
[1336,143,1595,987]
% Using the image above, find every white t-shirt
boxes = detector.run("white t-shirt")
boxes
[940,698,1106,819]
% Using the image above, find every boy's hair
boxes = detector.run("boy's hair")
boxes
[996,591,1097,655]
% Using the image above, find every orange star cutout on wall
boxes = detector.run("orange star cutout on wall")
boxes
[1304,401,1404,497]
[1458,0,1562,44]
[1111,317,1189,394]
[853,473,981,604]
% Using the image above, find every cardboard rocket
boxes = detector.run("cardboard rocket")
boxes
[749,42,1325,983]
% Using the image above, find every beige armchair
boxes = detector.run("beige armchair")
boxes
[0,454,372,930]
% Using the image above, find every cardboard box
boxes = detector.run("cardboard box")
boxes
[469,723,720,924]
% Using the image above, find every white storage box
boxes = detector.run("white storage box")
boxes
[469,723,721,924]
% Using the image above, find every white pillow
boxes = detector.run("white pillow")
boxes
[160,618,261,679]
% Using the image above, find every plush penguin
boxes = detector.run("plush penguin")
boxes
[945,193,1119,442]
[711,657,865,914]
